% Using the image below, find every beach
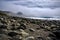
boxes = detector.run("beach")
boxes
[0,12,60,40]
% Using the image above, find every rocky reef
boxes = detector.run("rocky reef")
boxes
[0,11,60,40]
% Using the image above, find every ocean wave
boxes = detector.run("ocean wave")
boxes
[25,17,60,20]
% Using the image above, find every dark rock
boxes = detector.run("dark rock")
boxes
[10,24,16,30]
[48,33,57,40]
[47,37,56,40]
[8,32,18,37]
[0,25,7,29]
[53,30,60,40]
[36,27,40,30]
[49,34,56,37]
[11,24,15,27]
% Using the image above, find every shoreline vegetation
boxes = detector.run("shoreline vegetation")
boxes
[0,11,60,40]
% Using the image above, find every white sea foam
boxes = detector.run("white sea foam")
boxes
[25,17,60,20]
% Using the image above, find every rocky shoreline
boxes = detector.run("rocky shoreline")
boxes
[0,13,60,40]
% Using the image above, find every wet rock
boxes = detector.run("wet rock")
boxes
[8,32,18,37]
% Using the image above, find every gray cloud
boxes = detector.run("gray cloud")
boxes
[0,0,19,1]
[14,0,60,9]
[0,0,60,18]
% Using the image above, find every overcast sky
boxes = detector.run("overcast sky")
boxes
[0,0,60,17]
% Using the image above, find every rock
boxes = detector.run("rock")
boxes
[35,36,44,40]
[8,32,18,37]
[17,24,26,30]
[45,26,48,29]
[36,27,40,30]
[11,24,15,27]
[47,36,57,40]
[47,37,52,40]
[7,26,13,30]
[52,28,56,31]
[10,19,16,22]
[20,29,29,37]
[7,26,15,30]
[26,36,34,40]
[51,25,56,27]
[53,30,60,40]
[48,33,56,37]
[0,25,7,29]
[29,28,35,32]
[1,20,7,24]
[45,26,51,30]
[13,35,23,40]
[9,23,20,30]
[19,36,22,40]
[48,33,57,40]
[47,27,51,30]
[16,23,20,26]
[0,18,4,20]
[0,34,9,40]
[10,24,16,30]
